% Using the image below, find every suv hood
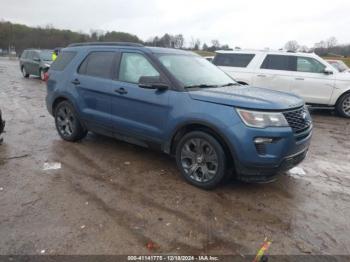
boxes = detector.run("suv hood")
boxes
[188,86,304,111]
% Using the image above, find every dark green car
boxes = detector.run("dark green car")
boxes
[0,109,4,144]
[19,49,53,80]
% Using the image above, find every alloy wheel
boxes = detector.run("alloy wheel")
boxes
[56,105,75,137]
[342,96,350,117]
[180,138,218,183]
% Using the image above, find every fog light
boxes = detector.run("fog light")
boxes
[254,137,274,144]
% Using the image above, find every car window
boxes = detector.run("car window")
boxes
[158,54,235,87]
[78,51,115,79]
[40,50,53,61]
[32,51,40,60]
[118,53,160,84]
[26,51,33,59]
[261,55,296,71]
[51,51,77,71]
[213,53,255,67]
[297,57,325,73]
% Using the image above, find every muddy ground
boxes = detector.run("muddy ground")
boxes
[0,57,349,255]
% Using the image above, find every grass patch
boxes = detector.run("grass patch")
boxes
[194,50,215,57]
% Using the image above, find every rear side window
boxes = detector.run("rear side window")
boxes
[261,55,296,71]
[51,51,77,71]
[78,52,115,79]
[213,53,255,67]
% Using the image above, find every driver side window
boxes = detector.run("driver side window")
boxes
[297,57,325,73]
[118,53,160,83]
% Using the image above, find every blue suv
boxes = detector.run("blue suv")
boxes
[46,42,312,189]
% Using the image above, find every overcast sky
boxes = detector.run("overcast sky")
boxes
[1,0,350,49]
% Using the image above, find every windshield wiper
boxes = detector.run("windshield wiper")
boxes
[184,84,218,89]
[221,82,240,87]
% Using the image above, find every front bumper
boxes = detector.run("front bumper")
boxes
[224,121,312,182]
[235,147,309,182]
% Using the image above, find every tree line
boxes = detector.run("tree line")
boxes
[0,20,231,55]
[284,37,350,57]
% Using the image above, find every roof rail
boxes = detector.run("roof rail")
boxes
[68,42,144,47]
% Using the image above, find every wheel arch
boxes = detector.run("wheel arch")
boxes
[169,122,236,169]
[335,90,350,105]
[52,96,70,116]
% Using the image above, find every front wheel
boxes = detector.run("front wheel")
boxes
[336,93,350,118]
[54,101,87,142]
[22,66,29,78]
[176,131,227,189]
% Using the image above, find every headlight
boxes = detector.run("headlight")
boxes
[236,109,289,128]
[44,64,51,67]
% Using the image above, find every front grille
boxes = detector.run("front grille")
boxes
[283,107,311,133]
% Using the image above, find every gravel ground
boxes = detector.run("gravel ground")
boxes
[0,57,349,255]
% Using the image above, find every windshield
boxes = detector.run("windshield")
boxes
[329,61,348,72]
[157,54,236,88]
[40,50,53,61]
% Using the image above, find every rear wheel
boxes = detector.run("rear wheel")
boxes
[22,66,29,78]
[54,101,87,141]
[176,131,226,189]
[336,93,350,118]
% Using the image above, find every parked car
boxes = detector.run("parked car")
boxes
[0,109,5,144]
[46,42,312,189]
[20,49,53,80]
[213,50,350,118]
[326,59,350,73]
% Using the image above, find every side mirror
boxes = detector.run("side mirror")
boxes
[324,67,334,75]
[138,76,169,91]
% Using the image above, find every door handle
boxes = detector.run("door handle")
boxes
[295,78,304,81]
[71,79,80,85]
[114,87,128,95]
[257,74,266,77]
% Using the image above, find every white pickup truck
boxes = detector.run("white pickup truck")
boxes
[213,50,350,118]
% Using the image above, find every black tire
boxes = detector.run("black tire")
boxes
[336,93,350,118]
[175,131,226,189]
[22,66,29,78]
[54,101,87,142]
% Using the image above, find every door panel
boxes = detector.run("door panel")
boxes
[71,51,118,131]
[111,82,170,143]
[111,52,170,144]
[252,54,295,93]
[30,52,40,75]
[252,69,294,93]
[290,56,335,104]
[290,72,335,104]
[72,74,114,130]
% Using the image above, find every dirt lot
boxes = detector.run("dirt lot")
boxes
[0,57,350,256]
